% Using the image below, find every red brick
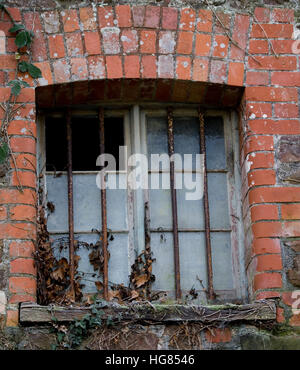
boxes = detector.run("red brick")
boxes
[10,137,35,154]
[193,58,209,82]
[9,241,35,258]
[9,276,36,295]
[209,60,227,84]
[177,32,193,54]
[141,55,156,78]
[0,206,7,221]
[197,9,213,33]
[157,55,174,79]
[116,5,132,27]
[272,8,294,23]
[254,7,270,23]
[101,28,120,54]
[0,88,11,101]
[256,254,282,272]
[179,8,196,31]
[84,31,101,55]
[35,61,53,86]
[87,55,105,79]
[282,204,300,220]
[62,9,80,32]
[65,33,84,57]
[276,308,285,323]
[289,313,300,326]
[11,171,36,188]
[271,72,300,87]
[195,34,211,56]
[14,154,36,172]
[48,35,65,59]
[248,40,269,54]
[106,56,122,78]
[228,62,244,86]
[0,55,17,69]
[255,291,280,300]
[0,222,36,239]
[10,204,36,222]
[246,71,269,86]
[140,30,156,54]
[79,7,97,30]
[271,40,294,54]
[16,89,35,103]
[124,55,140,78]
[249,119,300,135]
[9,294,35,304]
[10,258,36,275]
[121,30,138,53]
[230,14,250,60]
[245,87,297,102]
[53,59,71,83]
[6,310,18,327]
[249,187,300,204]
[215,12,231,34]
[132,6,145,27]
[246,103,272,119]
[248,56,297,71]
[5,7,22,22]
[7,37,17,53]
[162,7,178,30]
[176,56,191,80]
[248,169,276,187]
[251,24,293,38]
[274,103,298,118]
[254,273,282,290]
[213,35,229,58]
[246,152,274,170]
[144,6,160,28]
[7,121,36,137]
[98,6,114,27]
[0,71,5,86]
[252,238,281,255]
[282,291,295,306]
[251,203,278,222]
[205,328,231,343]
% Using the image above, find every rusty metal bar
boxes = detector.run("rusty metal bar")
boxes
[99,107,109,301]
[167,107,181,300]
[66,109,75,301]
[198,109,215,301]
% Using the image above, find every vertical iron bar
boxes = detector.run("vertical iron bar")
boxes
[198,109,215,301]
[66,109,75,301]
[99,107,109,301]
[167,107,181,300]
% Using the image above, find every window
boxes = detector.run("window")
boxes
[38,105,246,304]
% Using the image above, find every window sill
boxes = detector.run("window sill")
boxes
[19,300,276,325]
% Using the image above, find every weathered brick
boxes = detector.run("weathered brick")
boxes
[48,34,65,58]
[248,56,297,71]
[249,187,300,204]
[251,24,293,38]
[249,119,300,135]
[144,6,160,28]
[246,87,298,102]
[197,9,212,33]
[176,56,191,80]
[9,276,36,295]
[124,55,140,78]
[254,7,270,23]
[65,33,84,57]
[254,273,282,290]
[177,31,193,54]
[162,7,178,30]
[141,55,156,78]
[248,169,276,187]
[179,8,196,31]
[192,58,209,82]
[53,59,71,83]
[6,310,18,327]
[10,137,35,154]
[209,60,227,84]
[87,55,105,79]
[272,8,294,23]
[9,241,35,258]
[205,328,231,343]
[101,28,120,54]
[158,31,176,54]
[246,71,269,86]
[132,6,145,27]
[11,171,36,188]
[116,5,132,27]
[62,9,80,32]
[140,30,156,54]
[106,56,122,78]
[228,62,244,86]
[248,40,269,54]
[274,103,298,118]
[282,204,300,220]
[84,31,102,55]
[157,55,174,79]
[195,33,211,56]
[271,72,300,87]
[79,7,97,30]
[230,14,250,60]
[10,258,36,275]
[213,35,229,58]
[252,238,281,255]
[246,103,272,119]
[10,205,36,222]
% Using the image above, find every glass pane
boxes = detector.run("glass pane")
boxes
[207,173,230,230]
[51,232,129,294]
[211,232,234,290]
[146,117,168,162]
[205,117,226,170]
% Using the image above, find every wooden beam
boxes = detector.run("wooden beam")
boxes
[20,301,276,324]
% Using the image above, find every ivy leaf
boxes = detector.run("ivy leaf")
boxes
[8,80,22,96]
[0,141,9,164]
[27,63,42,79]
[18,61,28,73]
[15,30,28,48]
[9,24,25,33]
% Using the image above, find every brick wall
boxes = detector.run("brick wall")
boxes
[0,2,299,338]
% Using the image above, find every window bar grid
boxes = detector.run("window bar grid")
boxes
[99,107,109,301]
[66,109,76,301]
[198,108,216,301]
[167,107,181,299]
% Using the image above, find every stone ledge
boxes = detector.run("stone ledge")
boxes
[19,300,276,324]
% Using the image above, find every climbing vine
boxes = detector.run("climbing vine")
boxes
[0,0,42,189]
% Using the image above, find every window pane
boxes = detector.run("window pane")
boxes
[205,117,226,170]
